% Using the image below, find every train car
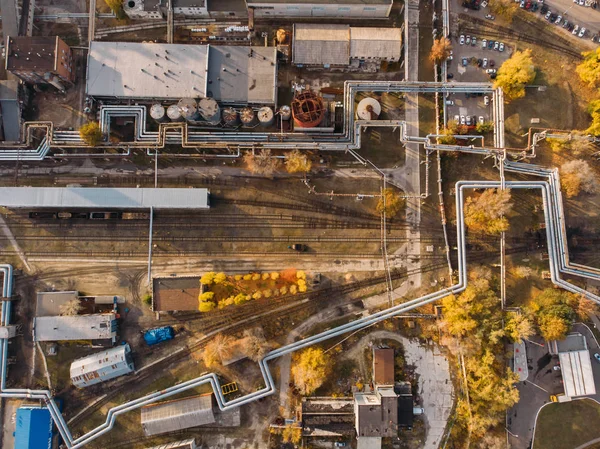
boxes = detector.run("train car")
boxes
[122,212,151,220]
[90,212,120,220]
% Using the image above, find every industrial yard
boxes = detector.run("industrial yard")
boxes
[1,0,600,448]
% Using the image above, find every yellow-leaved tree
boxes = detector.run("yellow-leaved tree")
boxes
[79,122,103,146]
[577,47,600,88]
[376,188,405,217]
[429,37,452,63]
[493,49,535,101]
[464,189,512,234]
[560,159,598,198]
[291,347,330,395]
[285,149,312,173]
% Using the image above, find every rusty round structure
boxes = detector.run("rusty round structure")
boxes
[292,91,325,128]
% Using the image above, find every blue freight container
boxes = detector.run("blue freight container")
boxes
[143,326,175,346]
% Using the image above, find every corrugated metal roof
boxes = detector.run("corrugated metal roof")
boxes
[0,187,209,209]
[559,350,596,397]
[14,407,53,449]
[70,344,134,387]
[293,24,350,66]
[350,28,402,59]
[33,313,116,341]
[86,42,209,99]
[145,438,197,449]
[373,348,395,385]
[141,394,215,436]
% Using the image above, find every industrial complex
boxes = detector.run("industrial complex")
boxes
[1,0,600,449]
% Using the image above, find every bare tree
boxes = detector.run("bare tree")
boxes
[59,299,82,316]
[243,149,280,176]
[560,159,599,198]
[241,328,272,362]
[203,334,234,368]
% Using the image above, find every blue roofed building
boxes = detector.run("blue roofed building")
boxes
[14,406,54,449]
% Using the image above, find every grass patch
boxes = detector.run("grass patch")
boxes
[533,399,600,449]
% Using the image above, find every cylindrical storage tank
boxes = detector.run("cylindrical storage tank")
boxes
[357,97,381,121]
[240,107,258,127]
[222,107,239,126]
[166,104,183,122]
[258,106,274,127]
[292,91,325,128]
[280,105,291,121]
[198,97,220,125]
[150,103,167,123]
[177,98,200,122]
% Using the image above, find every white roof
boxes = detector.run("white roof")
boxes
[559,350,596,397]
[33,313,116,341]
[0,187,209,209]
[86,41,209,98]
[293,24,350,66]
[350,28,402,59]
[141,395,215,436]
[70,344,131,377]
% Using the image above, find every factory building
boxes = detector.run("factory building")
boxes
[141,393,240,436]
[123,0,165,20]
[86,41,277,104]
[4,36,74,89]
[0,80,21,142]
[550,333,597,398]
[292,24,402,68]
[247,0,393,19]
[33,312,118,344]
[172,0,209,17]
[70,344,135,388]
[14,405,54,449]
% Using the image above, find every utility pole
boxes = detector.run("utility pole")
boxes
[154,149,158,188]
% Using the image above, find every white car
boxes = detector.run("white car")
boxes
[573,25,580,35]
[579,0,585,5]
[483,58,488,68]
[486,68,497,74]
[554,14,562,24]
[460,34,465,45]
[460,115,466,125]
[466,116,472,126]
[485,14,495,19]
[579,27,587,37]
[454,115,460,122]
[446,100,455,105]
[466,35,471,45]
[479,116,484,125]
[494,41,499,50]
[484,95,490,105]
[449,50,454,60]
[482,38,488,49]
[499,42,505,52]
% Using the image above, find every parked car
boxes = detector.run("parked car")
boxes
[446,100,455,105]
[489,59,495,67]
[447,72,454,79]
[449,50,454,60]
[540,4,549,13]
[483,58,488,68]
[289,244,308,252]
[462,57,468,66]
[460,34,465,45]
[466,115,472,126]
[554,14,562,24]
[472,36,477,46]
[573,24,580,34]
[520,0,525,7]
[562,19,570,28]
[485,14,495,19]
[499,42,505,51]
[460,115,466,125]
[595,353,600,363]
[549,13,557,21]
[478,116,484,125]
[484,95,490,105]
[486,68,497,75]
[532,2,539,11]
[579,27,587,37]
[544,10,552,19]
[454,115,460,122]
[488,40,495,49]
[494,41,499,50]
[466,35,471,44]
[482,38,488,49]
[477,58,483,67]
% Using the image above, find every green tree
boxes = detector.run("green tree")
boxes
[291,347,330,395]
[493,49,536,101]
[430,37,452,62]
[79,122,103,146]
[577,47,600,88]
[529,288,578,340]
[376,188,405,217]
[285,149,312,173]
[464,189,512,234]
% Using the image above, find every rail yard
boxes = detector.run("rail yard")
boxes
[1,0,600,448]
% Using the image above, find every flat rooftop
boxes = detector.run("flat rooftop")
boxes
[36,291,79,317]
[33,313,116,341]
[5,36,58,72]
[0,187,209,209]
[86,41,209,99]
[153,277,200,312]
[248,0,391,4]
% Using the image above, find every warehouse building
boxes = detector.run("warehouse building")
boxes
[70,344,135,387]
[292,24,402,68]
[550,333,597,397]
[141,393,240,436]
[172,0,208,17]
[4,36,74,89]
[0,187,210,209]
[86,41,277,104]
[373,348,395,386]
[36,290,124,317]
[123,0,165,20]
[247,0,393,19]
[14,405,54,449]
[33,313,117,344]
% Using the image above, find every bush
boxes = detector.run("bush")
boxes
[213,272,227,284]
[198,301,216,312]
[142,294,152,306]
[200,272,216,285]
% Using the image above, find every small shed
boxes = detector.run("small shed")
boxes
[70,344,135,388]
[141,394,215,436]
[14,406,54,449]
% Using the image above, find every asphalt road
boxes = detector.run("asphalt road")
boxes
[508,323,600,449]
